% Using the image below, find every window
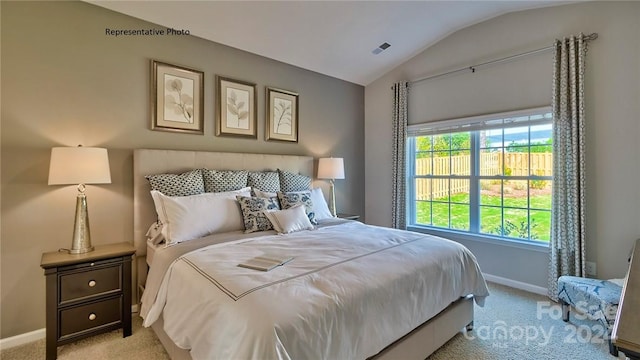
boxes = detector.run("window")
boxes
[407,107,552,243]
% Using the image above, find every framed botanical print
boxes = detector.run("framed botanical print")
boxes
[266,87,299,142]
[151,60,204,134]
[216,76,257,138]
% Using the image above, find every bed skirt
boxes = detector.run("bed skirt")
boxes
[149,295,474,360]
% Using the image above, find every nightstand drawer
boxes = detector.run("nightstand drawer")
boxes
[60,265,121,303]
[59,296,122,338]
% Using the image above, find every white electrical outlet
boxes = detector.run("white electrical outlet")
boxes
[586,261,597,276]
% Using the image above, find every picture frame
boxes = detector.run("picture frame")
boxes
[266,87,299,142]
[151,60,204,134]
[216,76,257,138]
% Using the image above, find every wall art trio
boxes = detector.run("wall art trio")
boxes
[150,60,299,142]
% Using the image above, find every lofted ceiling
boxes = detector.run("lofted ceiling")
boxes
[89,1,571,86]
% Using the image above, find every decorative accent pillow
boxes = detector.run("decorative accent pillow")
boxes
[145,221,164,245]
[275,188,333,221]
[145,169,204,197]
[236,195,280,233]
[277,191,317,225]
[202,169,248,193]
[264,205,314,234]
[247,171,280,192]
[277,169,311,192]
[150,187,251,245]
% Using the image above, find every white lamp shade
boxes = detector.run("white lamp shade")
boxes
[317,157,345,180]
[48,147,112,185]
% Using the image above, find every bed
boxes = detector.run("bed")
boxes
[133,149,489,360]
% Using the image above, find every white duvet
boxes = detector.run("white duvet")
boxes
[141,221,489,360]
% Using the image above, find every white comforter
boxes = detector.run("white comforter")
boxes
[141,221,489,360]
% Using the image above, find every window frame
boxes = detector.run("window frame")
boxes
[406,107,552,246]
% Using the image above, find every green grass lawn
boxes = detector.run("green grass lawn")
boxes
[416,193,551,242]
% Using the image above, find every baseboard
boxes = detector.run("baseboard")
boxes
[483,273,548,296]
[0,305,140,350]
[0,328,46,351]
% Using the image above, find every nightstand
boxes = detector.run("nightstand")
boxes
[337,213,360,221]
[40,242,135,360]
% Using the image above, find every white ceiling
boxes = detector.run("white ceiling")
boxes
[90,1,570,86]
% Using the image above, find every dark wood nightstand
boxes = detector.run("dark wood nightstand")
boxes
[40,242,135,360]
[337,213,360,221]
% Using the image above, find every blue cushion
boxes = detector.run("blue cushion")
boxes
[558,276,622,330]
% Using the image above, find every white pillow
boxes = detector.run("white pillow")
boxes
[264,205,314,234]
[150,187,251,245]
[253,189,277,198]
[308,187,333,220]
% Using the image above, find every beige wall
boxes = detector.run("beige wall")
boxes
[365,2,640,287]
[0,1,364,338]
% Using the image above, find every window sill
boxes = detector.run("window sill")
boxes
[406,225,550,254]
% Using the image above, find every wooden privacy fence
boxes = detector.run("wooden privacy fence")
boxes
[415,152,552,199]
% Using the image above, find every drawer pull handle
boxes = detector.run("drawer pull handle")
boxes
[88,313,97,321]
[88,280,96,287]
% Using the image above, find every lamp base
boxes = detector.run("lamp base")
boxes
[329,180,337,217]
[68,190,94,254]
[66,246,95,255]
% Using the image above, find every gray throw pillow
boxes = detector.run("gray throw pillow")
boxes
[145,169,204,196]
[202,169,248,193]
[247,171,280,192]
[278,169,311,192]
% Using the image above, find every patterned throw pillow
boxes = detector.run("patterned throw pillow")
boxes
[277,191,317,225]
[287,188,333,220]
[145,169,204,196]
[202,169,248,193]
[247,171,280,192]
[278,169,311,192]
[236,195,280,233]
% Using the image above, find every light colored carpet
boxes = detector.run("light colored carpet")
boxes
[0,315,169,360]
[1,282,622,360]
[428,282,621,360]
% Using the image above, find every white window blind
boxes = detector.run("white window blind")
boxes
[408,106,552,137]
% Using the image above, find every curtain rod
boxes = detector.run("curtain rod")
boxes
[395,33,598,88]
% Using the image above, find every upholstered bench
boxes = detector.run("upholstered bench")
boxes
[558,276,623,356]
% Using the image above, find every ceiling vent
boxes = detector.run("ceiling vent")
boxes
[372,42,391,55]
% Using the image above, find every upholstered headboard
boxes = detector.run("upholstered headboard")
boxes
[132,149,314,295]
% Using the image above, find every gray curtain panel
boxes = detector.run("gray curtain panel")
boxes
[392,82,408,229]
[548,34,589,301]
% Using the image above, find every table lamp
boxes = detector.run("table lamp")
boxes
[317,157,345,217]
[48,146,111,254]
